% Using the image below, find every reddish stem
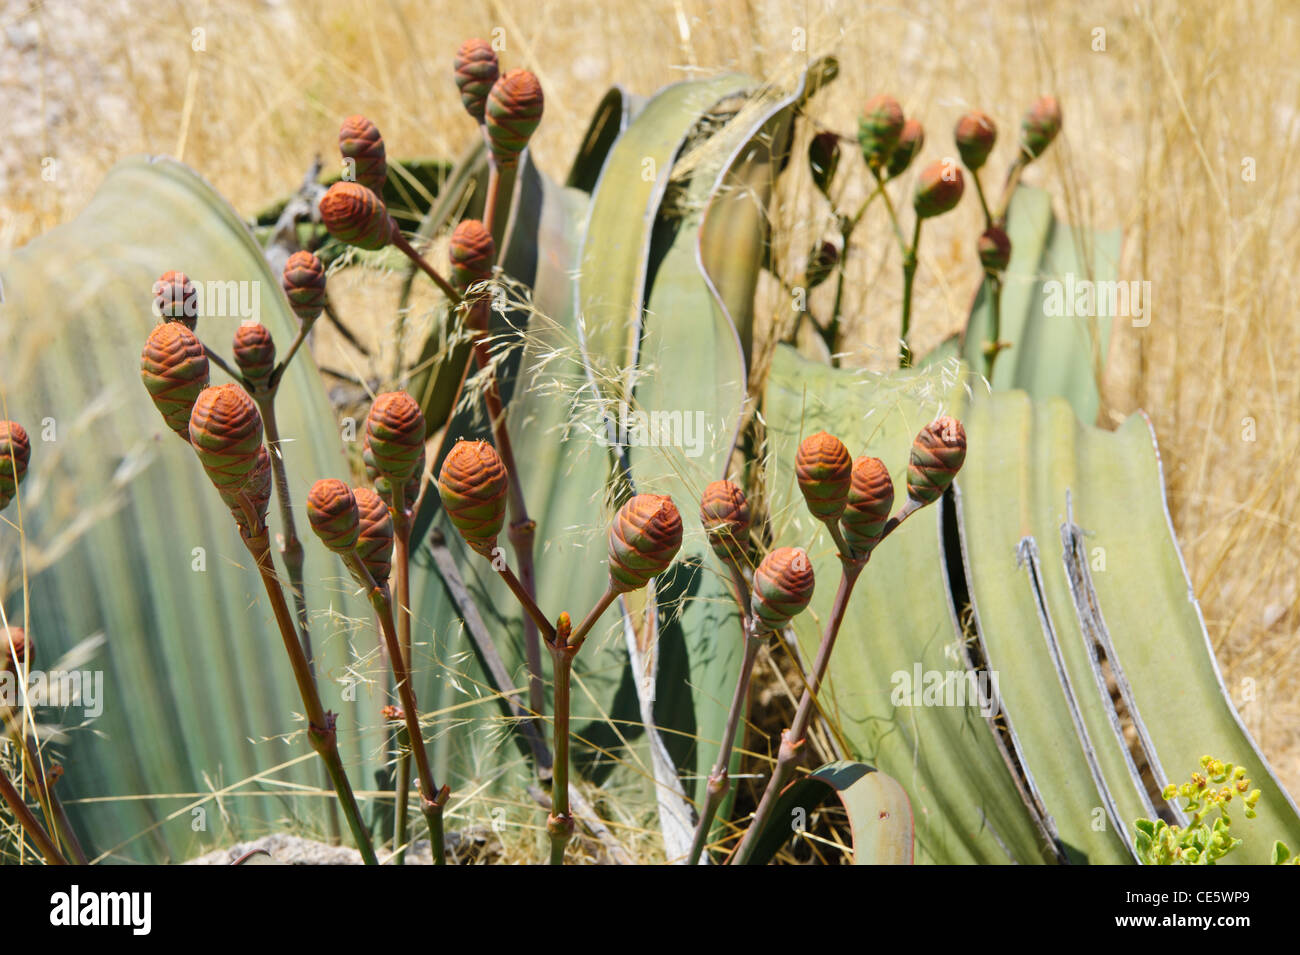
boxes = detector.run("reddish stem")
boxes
[345,554,449,865]
[243,530,377,865]
[0,760,67,865]
[729,559,864,865]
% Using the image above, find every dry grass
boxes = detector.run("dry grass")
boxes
[3,0,1299,839]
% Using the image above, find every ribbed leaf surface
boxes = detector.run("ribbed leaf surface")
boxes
[958,392,1300,863]
[763,343,1300,863]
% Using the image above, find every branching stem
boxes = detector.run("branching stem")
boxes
[730,559,864,865]
[242,529,377,865]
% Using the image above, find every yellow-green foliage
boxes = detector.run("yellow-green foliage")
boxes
[1134,756,1263,865]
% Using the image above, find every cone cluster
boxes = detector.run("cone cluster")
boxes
[805,241,839,290]
[751,547,815,634]
[365,437,421,510]
[354,486,394,585]
[907,416,968,506]
[141,322,211,439]
[700,480,751,564]
[437,439,508,557]
[790,420,966,561]
[233,445,273,532]
[486,69,544,168]
[795,431,852,522]
[978,226,1011,273]
[450,219,495,294]
[319,181,395,251]
[886,119,924,179]
[808,131,840,197]
[1,626,30,673]
[955,112,997,171]
[338,115,387,194]
[913,160,964,219]
[1021,96,1062,160]
[307,479,361,555]
[454,38,500,122]
[858,95,905,170]
[282,250,326,323]
[607,494,683,594]
[365,392,426,486]
[840,457,894,558]
[189,385,265,521]
[154,270,198,330]
[232,323,276,384]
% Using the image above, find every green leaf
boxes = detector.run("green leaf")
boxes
[566,86,642,194]
[0,157,377,862]
[761,343,1300,864]
[576,73,753,398]
[745,761,913,865]
[762,344,1055,864]
[407,67,835,856]
[609,61,837,847]
[958,391,1300,863]
[626,65,830,813]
